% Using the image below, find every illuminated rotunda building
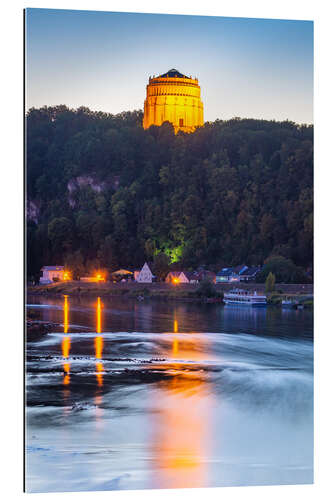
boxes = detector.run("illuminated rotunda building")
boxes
[143,69,204,133]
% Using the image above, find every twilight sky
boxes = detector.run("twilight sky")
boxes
[25,8,313,124]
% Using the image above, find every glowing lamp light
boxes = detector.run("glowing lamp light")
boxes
[95,272,105,282]
[173,278,179,284]
[63,270,71,281]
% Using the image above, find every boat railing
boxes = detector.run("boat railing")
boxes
[226,288,266,297]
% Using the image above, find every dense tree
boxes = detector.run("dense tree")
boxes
[152,252,170,281]
[265,272,276,293]
[47,217,73,259]
[257,255,309,284]
[64,250,85,280]
[26,106,313,280]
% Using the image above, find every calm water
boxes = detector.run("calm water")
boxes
[25,295,313,493]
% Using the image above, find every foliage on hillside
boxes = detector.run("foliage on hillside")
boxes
[26,106,313,281]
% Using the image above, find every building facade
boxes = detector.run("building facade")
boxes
[165,271,188,284]
[40,266,64,284]
[165,271,199,284]
[136,263,154,283]
[216,265,248,283]
[216,265,261,283]
[239,266,261,282]
[143,69,204,133]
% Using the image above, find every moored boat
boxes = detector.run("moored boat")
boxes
[282,299,298,308]
[223,288,267,307]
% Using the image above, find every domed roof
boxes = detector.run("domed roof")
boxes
[158,69,190,79]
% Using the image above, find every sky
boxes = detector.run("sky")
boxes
[25,8,313,124]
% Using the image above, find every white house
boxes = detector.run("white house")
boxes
[165,271,198,284]
[165,271,182,283]
[40,266,65,284]
[136,262,154,283]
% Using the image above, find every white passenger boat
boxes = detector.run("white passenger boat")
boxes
[223,288,267,306]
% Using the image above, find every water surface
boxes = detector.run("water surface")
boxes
[25,295,313,492]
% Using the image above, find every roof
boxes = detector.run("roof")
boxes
[240,266,261,276]
[217,268,233,277]
[137,263,155,277]
[233,264,247,274]
[111,269,133,275]
[217,265,249,277]
[41,266,64,271]
[158,69,190,79]
[167,271,199,280]
[183,271,198,281]
[167,271,182,277]
[197,269,215,277]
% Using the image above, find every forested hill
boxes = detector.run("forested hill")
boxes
[26,106,313,280]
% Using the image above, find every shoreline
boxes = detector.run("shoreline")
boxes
[27,281,313,307]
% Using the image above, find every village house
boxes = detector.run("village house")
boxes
[215,265,261,283]
[136,262,155,283]
[40,266,65,284]
[239,266,261,282]
[165,271,198,284]
[196,269,216,283]
[165,271,184,283]
[185,272,200,284]
[111,269,133,282]
[133,269,141,281]
[216,264,248,283]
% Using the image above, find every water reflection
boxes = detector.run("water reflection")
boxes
[172,317,178,356]
[95,297,104,387]
[27,295,313,339]
[62,296,70,386]
[153,381,209,488]
[63,295,69,334]
[26,295,313,492]
[94,297,104,427]
[152,313,212,489]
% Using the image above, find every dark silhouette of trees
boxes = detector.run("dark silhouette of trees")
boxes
[26,106,313,280]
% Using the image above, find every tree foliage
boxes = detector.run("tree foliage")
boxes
[258,255,309,284]
[26,106,313,280]
[265,272,276,293]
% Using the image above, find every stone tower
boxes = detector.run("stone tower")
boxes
[143,69,204,133]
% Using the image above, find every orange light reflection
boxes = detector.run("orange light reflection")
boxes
[62,295,71,385]
[152,321,212,489]
[173,319,179,355]
[95,297,104,387]
[63,295,69,334]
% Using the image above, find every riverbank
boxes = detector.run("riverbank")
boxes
[26,320,56,342]
[27,281,313,307]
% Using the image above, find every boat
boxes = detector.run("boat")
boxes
[281,299,298,308]
[223,288,267,307]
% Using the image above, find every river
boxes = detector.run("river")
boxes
[25,295,313,492]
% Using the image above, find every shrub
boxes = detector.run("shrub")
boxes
[195,279,217,298]
[265,272,276,293]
